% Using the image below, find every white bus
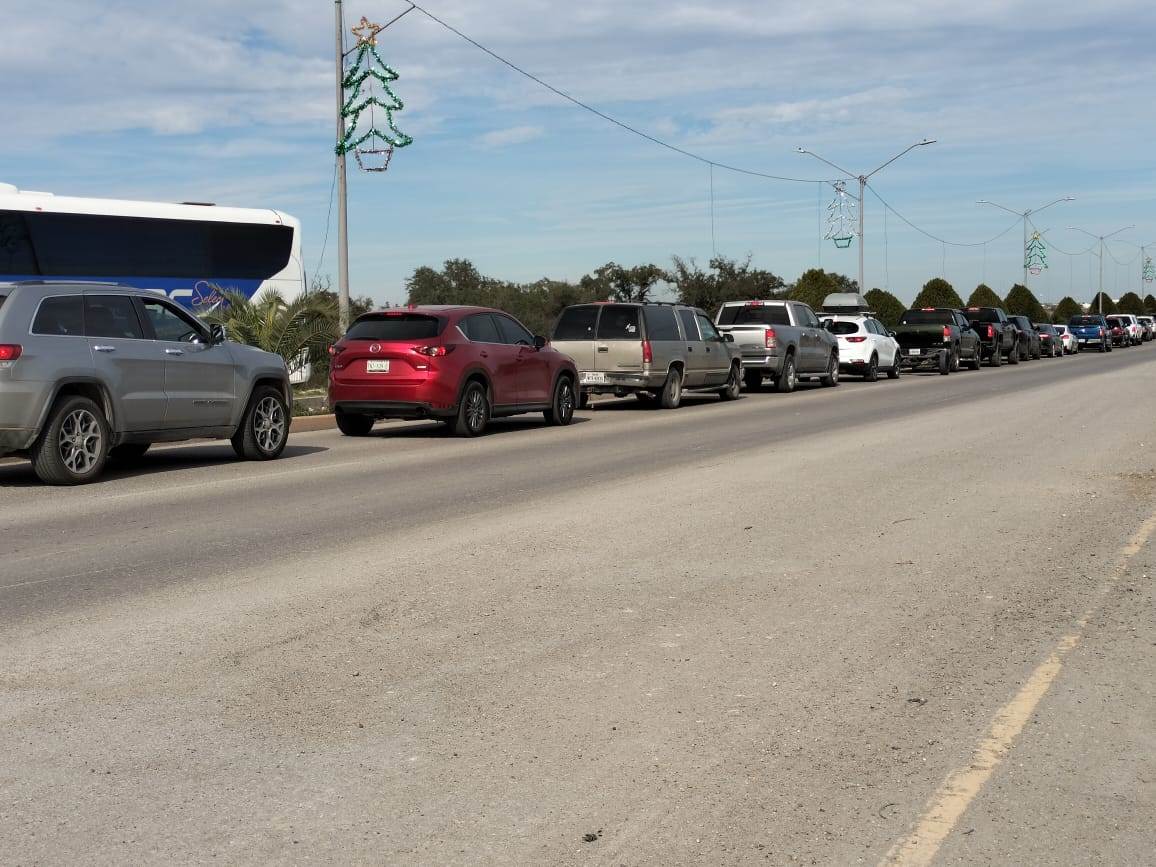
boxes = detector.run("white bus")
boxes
[0,182,305,314]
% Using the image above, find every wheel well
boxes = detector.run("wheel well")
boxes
[53,382,114,429]
[462,371,490,401]
[668,361,685,376]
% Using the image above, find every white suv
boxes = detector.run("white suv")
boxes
[819,313,901,381]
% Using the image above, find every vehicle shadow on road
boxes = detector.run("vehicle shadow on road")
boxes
[0,444,328,488]
[368,416,594,439]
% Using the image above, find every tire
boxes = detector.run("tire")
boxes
[864,354,879,382]
[335,409,374,437]
[578,391,591,409]
[1032,344,1041,360]
[969,348,982,370]
[887,354,901,379]
[1008,340,1020,364]
[719,364,741,400]
[938,350,950,375]
[232,385,290,460]
[989,345,1003,367]
[108,442,151,463]
[1106,342,1113,352]
[949,348,961,372]
[544,376,576,425]
[635,392,657,406]
[776,353,798,393]
[819,353,840,387]
[30,395,111,485]
[452,380,490,436]
[659,367,683,409]
[743,370,763,392]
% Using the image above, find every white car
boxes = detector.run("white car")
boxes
[820,314,901,381]
[1115,314,1144,345]
[1053,324,1079,354]
[1138,316,1155,341]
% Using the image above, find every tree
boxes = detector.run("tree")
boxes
[790,268,839,310]
[864,288,906,328]
[967,283,1003,308]
[1117,291,1145,315]
[1145,294,1156,315]
[1004,284,1047,322]
[578,262,668,303]
[912,277,963,309]
[1052,296,1083,324]
[1089,292,1117,315]
[670,255,787,312]
[309,274,375,320]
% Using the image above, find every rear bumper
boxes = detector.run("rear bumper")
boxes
[329,378,458,414]
[332,400,454,420]
[898,348,946,368]
[578,370,663,392]
[737,353,783,374]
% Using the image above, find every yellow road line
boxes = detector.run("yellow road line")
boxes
[880,508,1156,867]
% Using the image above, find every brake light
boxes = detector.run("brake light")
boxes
[642,339,653,364]
[922,307,936,311]
[845,336,867,343]
[943,325,952,341]
[746,301,764,307]
[986,325,994,339]
[764,328,777,349]
[0,344,21,361]
[328,344,343,356]
[413,345,454,357]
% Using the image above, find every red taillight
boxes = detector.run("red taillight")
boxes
[413,344,453,357]
[764,328,777,349]
[986,325,995,339]
[642,340,653,364]
[845,336,867,343]
[943,325,952,341]
[0,344,22,361]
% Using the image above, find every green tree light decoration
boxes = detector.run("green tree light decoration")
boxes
[1025,231,1048,275]
[337,17,414,172]
[1144,256,1154,284]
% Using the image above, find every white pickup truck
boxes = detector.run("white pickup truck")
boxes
[714,299,840,393]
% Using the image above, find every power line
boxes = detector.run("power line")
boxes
[865,183,1020,247]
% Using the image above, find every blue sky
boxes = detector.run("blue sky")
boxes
[2,0,1156,305]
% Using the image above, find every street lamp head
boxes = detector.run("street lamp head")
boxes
[918,138,937,146]
[795,147,807,154]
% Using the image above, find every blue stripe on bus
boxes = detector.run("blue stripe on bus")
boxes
[0,275,263,311]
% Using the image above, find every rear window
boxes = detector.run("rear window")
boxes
[825,320,861,335]
[717,304,791,326]
[32,295,85,336]
[0,294,6,309]
[964,308,1000,323]
[596,305,641,340]
[345,313,443,341]
[899,310,953,325]
[642,306,680,340]
[1070,316,1100,326]
[553,305,598,341]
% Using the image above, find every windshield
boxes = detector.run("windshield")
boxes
[899,310,953,325]
[717,304,791,326]
[345,313,443,341]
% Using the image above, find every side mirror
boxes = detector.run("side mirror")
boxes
[888,331,897,338]
[533,335,547,350]
[723,333,734,343]
[208,323,227,345]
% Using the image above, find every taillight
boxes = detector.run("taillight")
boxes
[845,336,867,343]
[943,325,952,341]
[987,325,995,339]
[413,344,453,357]
[764,328,777,349]
[0,344,21,361]
[642,340,653,364]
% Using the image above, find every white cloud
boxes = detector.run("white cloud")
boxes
[479,125,545,147]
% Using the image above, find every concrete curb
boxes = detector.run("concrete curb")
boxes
[290,414,336,433]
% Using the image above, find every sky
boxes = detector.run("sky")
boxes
[2,0,1156,305]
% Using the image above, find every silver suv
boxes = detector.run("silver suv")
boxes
[0,282,292,485]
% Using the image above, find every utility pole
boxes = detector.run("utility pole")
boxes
[334,0,351,331]
[1067,225,1134,314]
[976,197,1074,287]
[797,140,936,295]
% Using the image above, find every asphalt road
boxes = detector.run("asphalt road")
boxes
[2,344,1154,865]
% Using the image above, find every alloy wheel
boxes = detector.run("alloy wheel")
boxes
[58,409,102,475]
[466,388,487,432]
[254,396,286,453]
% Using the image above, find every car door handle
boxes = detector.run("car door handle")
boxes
[480,351,488,358]
[165,348,184,356]
[597,346,609,353]
[93,345,116,353]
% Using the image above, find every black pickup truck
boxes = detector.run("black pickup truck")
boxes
[962,306,1018,366]
[893,308,982,374]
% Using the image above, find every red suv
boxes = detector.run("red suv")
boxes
[328,306,579,437]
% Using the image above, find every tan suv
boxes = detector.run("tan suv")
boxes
[550,302,742,409]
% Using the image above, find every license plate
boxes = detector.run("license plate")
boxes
[907,348,921,355]
[581,371,607,384]
[366,360,391,373]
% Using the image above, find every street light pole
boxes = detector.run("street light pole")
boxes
[1067,225,1135,314]
[334,0,351,331]
[797,139,936,295]
[976,197,1074,287]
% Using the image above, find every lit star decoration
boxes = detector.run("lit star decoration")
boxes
[336,16,413,171]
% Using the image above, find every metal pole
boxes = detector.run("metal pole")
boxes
[1022,214,1029,287]
[858,176,865,292]
[335,0,351,332]
[1098,237,1104,314]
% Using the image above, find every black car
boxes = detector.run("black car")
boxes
[1007,315,1041,360]
[963,306,1018,366]
[1033,323,1062,358]
[893,308,982,374]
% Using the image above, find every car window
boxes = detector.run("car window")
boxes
[798,307,820,328]
[696,313,721,340]
[553,305,598,341]
[677,308,699,341]
[460,313,502,343]
[900,310,954,325]
[140,297,207,343]
[0,294,6,310]
[642,306,680,340]
[596,305,641,341]
[85,295,144,340]
[495,314,535,346]
[716,304,791,326]
[31,295,84,336]
[827,320,861,335]
[347,313,442,341]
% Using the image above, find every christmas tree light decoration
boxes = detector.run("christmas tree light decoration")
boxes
[336,16,413,172]
[1025,231,1048,275]
[825,181,857,249]
[1144,256,1154,283]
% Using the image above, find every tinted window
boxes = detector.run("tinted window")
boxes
[140,297,206,342]
[798,306,820,328]
[696,314,721,340]
[964,308,1001,323]
[642,306,680,340]
[347,313,442,341]
[553,305,598,341]
[0,294,6,310]
[716,304,791,326]
[678,308,699,340]
[1,210,292,279]
[32,295,84,336]
[597,305,642,340]
[1070,316,1102,326]
[827,320,861,335]
[496,315,534,345]
[899,310,954,325]
[460,314,502,343]
[85,295,144,339]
